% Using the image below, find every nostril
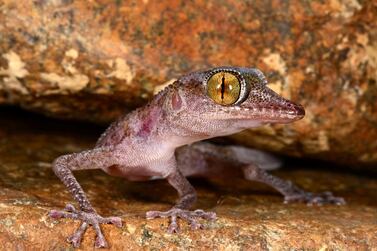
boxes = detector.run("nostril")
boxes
[295,104,305,116]
[284,101,305,117]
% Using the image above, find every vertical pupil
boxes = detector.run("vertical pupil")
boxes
[221,75,225,100]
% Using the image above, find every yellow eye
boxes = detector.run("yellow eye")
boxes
[207,72,241,105]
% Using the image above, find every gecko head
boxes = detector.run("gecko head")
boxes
[165,66,305,138]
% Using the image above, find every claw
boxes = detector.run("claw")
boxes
[64,203,76,212]
[94,227,108,249]
[335,197,346,205]
[95,237,108,248]
[146,208,216,233]
[189,218,203,230]
[49,210,62,219]
[167,217,180,233]
[107,216,123,227]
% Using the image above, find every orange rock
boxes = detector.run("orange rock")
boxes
[0,1,376,166]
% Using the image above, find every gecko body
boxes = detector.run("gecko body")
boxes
[49,66,344,248]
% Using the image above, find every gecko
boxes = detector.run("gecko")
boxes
[49,66,345,248]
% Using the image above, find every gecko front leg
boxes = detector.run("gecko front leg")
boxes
[49,148,122,248]
[146,170,216,233]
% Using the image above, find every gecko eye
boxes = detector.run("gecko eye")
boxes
[206,72,241,105]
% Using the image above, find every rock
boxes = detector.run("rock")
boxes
[0,1,377,166]
[0,107,376,250]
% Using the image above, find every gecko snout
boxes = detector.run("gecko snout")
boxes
[283,101,305,121]
[288,102,305,116]
[259,88,305,122]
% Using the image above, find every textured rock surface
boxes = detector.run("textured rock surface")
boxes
[1,0,377,166]
[0,108,376,250]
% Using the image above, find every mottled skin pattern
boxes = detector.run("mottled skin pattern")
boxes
[49,67,345,248]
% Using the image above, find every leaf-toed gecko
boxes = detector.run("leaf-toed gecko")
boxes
[49,66,345,248]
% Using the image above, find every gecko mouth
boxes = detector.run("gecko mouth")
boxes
[211,102,305,123]
[244,103,305,122]
[253,104,305,122]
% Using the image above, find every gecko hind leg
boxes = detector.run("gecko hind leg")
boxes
[181,143,345,206]
[49,148,122,248]
[146,171,216,233]
[242,164,346,205]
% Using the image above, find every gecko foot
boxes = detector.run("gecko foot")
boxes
[284,191,346,206]
[49,204,122,248]
[146,208,216,233]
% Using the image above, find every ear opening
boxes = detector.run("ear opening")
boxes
[171,89,183,110]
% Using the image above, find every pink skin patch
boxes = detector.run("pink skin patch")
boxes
[137,106,161,138]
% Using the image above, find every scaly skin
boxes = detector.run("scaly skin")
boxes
[49,66,344,248]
